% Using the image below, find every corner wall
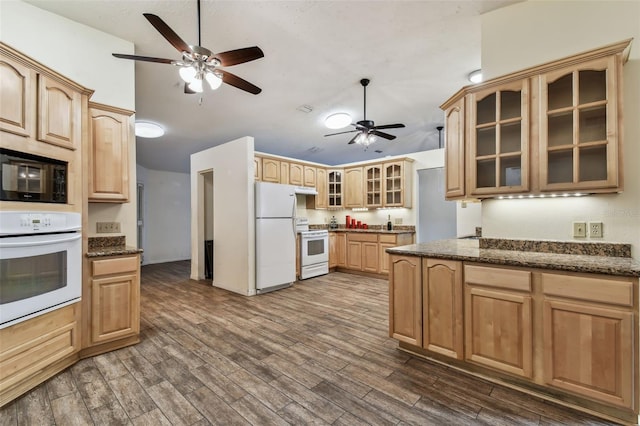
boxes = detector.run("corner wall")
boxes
[480,1,640,257]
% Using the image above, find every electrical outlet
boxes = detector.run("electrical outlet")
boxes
[96,222,121,233]
[572,222,586,238]
[589,221,603,238]
[394,218,403,225]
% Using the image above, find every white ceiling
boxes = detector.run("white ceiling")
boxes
[25,0,520,173]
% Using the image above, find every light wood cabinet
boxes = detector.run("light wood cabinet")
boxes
[88,255,140,346]
[443,97,465,199]
[37,75,82,150]
[88,103,133,202]
[314,167,327,209]
[303,165,316,187]
[329,232,347,268]
[344,167,364,208]
[280,161,289,184]
[464,264,533,378]
[364,164,382,207]
[289,163,304,186]
[468,80,530,196]
[378,233,414,275]
[541,272,634,409]
[422,259,463,359]
[261,157,281,183]
[328,169,343,208]
[0,54,35,138]
[389,255,422,346]
[253,156,262,181]
[383,160,413,207]
[347,240,363,270]
[440,39,630,199]
[0,304,79,407]
[347,233,378,272]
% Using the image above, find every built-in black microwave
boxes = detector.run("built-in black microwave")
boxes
[0,148,67,203]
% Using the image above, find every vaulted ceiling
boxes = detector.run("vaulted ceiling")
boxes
[25,0,520,173]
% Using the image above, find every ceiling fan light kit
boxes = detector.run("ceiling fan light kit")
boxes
[324,78,405,149]
[324,112,352,129]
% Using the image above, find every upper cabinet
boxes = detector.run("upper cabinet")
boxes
[314,167,328,209]
[37,75,82,150]
[344,166,364,208]
[441,39,631,200]
[88,103,134,203]
[0,54,35,138]
[383,160,412,208]
[364,164,382,208]
[261,157,280,183]
[327,169,343,208]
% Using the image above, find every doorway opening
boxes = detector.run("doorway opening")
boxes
[136,182,144,264]
[196,169,214,281]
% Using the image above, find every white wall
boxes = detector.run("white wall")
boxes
[136,165,191,264]
[2,0,138,246]
[480,1,640,258]
[191,137,255,296]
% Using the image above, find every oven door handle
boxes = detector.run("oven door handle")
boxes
[0,232,81,248]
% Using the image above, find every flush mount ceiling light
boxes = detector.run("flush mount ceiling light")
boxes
[324,112,352,129]
[468,69,483,84]
[135,122,165,138]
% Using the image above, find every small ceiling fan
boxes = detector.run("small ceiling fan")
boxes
[325,78,405,146]
[112,0,263,95]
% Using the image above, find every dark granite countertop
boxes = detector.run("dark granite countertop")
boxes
[329,228,415,234]
[386,239,640,277]
[86,246,143,258]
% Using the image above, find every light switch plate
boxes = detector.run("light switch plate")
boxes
[572,222,586,238]
[394,218,403,225]
[589,221,603,238]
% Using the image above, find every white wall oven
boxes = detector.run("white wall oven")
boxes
[296,218,329,280]
[0,211,81,329]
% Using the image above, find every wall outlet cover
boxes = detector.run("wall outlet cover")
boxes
[96,221,121,233]
[589,221,603,238]
[572,221,586,238]
[394,218,403,225]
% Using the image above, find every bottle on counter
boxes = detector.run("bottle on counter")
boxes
[330,215,337,229]
[387,214,393,231]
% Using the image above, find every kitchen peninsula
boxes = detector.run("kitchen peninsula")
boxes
[387,238,640,424]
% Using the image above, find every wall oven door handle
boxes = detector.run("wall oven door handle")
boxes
[0,232,81,248]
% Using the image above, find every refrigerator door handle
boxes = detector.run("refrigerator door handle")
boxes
[292,193,297,237]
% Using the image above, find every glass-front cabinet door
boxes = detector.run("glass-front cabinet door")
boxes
[540,56,619,191]
[327,169,342,207]
[383,162,404,206]
[468,80,529,196]
[364,165,382,207]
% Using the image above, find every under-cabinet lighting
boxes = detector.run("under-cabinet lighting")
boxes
[497,193,589,200]
[351,207,369,212]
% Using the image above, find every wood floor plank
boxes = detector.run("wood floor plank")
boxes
[130,408,172,426]
[44,369,77,400]
[192,363,247,404]
[107,373,158,419]
[276,401,331,425]
[14,384,54,426]
[88,398,131,425]
[186,386,250,426]
[270,375,345,423]
[50,391,94,425]
[145,381,203,426]
[230,394,290,426]
[226,369,291,412]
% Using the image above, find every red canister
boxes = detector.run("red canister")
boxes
[363,224,368,229]
[351,218,356,228]
[346,215,351,228]
[357,220,362,228]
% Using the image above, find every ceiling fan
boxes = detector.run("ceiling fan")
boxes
[112,0,263,95]
[325,78,405,146]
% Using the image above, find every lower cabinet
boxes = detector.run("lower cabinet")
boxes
[389,255,422,346]
[464,264,533,378]
[343,232,413,275]
[541,272,634,409]
[329,232,346,268]
[422,259,463,359]
[87,255,140,347]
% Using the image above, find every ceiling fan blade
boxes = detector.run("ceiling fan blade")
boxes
[324,129,358,137]
[373,123,405,130]
[348,133,362,145]
[371,130,397,140]
[112,53,174,64]
[219,70,261,95]
[143,13,192,54]
[184,83,196,94]
[214,47,264,67]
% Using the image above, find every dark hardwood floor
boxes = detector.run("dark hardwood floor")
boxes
[1,261,619,425]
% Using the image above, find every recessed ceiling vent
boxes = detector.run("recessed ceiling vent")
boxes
[307,146,322,153]
[296,104,313,113]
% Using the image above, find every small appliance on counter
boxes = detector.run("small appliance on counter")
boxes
[329,216,338,229]
[295,218,329,279]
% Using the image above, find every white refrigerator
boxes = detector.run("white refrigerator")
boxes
[255,181,297,293]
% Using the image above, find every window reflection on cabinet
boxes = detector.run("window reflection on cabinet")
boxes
[469,80,529,195]
[541,56,619,190]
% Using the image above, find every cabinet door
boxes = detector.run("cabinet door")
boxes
[261,158,280,183]
[444,98,465,199]
[423,259,463,359]
[543,299,633,409]
[362,242,379,273]
[254,157,262,181]
[465,285,533,378]
[378,243,395,275]
[0,55,34,138]
[91,273,139,344]
[344,167,364,208]
[37,75,81,150]
[315,167,328,209]
[328,170,343,207]
[289,163,304,186]
[280,161,289,184]
[383,162,405,206]
[303,165,316,187]
[346,241,362,270]
[540,56,620,191]
[335,233,346,267]
[389,255,422,346]
[89,106,131,202]
[328,233,337,268]
[364,165,382,207]
[468,80,529,196]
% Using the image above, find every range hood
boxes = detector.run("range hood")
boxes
[294,186,318,195]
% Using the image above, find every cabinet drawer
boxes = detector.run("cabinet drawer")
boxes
[464,265,531,292]
[348,233,378,243]
[379,234,397,244]
[542,273,633,307]
[92,256,138,277]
